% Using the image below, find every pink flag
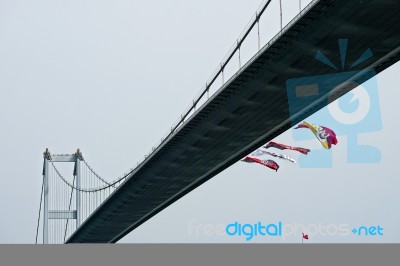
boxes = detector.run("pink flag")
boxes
[295,121,338,149]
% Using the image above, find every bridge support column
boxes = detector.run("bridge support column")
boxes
[75,150,81,228]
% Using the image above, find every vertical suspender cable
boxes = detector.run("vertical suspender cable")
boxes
[50,165,53,243]
[64,175,76,242]
[238,40,241,68]
[221,64,224,85]
[56,167,59,243]
[96,176,98,209]
[279,0,283,31]
[257,14,260,51]
[50,166,53,244]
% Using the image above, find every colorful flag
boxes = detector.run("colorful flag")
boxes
[295,121,338,149]
[265,141,310,155]
[253,149,296,163]
[242,156,280,171]
[263,151,296,163]
[302,232,309,240]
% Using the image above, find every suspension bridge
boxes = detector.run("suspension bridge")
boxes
[36,149,129,244]
[36,0,400,243]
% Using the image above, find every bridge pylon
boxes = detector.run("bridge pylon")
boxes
[42,148,82,244]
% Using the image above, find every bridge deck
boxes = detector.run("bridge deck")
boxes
[67,0,400,243]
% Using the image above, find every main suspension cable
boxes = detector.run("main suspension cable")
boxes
[50,160,130,192]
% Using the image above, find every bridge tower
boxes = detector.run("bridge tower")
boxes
[42,148,82,244]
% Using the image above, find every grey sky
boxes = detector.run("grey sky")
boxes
[1,0,399,244]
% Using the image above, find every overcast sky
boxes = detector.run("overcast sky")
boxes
[1,0,399,244]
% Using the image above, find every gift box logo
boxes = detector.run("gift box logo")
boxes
[286,39,382,168]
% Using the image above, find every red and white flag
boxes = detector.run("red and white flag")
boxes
[263,151,296,163]
[242,156,279,172]
[265,141,310,155]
